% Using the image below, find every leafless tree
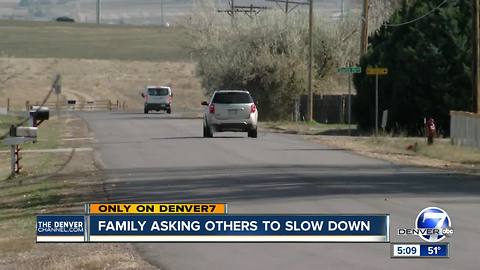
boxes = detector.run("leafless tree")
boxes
[179,0,403,118]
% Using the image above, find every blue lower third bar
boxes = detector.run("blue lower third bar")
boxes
[420,244,449,257]
[88,214,389,243]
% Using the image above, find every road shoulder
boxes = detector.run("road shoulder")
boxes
[0,114,156,269]
[260,122,480,175]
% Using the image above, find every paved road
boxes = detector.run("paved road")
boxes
[81,112,480,270]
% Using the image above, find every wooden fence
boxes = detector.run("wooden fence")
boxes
[27,99,128,111]
[450,111,480,149]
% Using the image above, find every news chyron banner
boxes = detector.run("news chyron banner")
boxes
[37,203,390,243]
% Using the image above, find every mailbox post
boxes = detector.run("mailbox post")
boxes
[3,107,48,177]
[4,76,56,177]
[3,135,36,176]
[30,106,50,127]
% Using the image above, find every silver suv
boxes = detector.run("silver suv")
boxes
[202,90,258,138]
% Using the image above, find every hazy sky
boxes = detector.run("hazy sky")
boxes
[0,0,362,24]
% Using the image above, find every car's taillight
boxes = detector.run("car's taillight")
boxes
[250,104,256,113]
[209,104,215,114]
[168,96,172,104]
[145,95,148,102]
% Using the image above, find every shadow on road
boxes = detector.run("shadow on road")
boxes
[151,136,246,140]
[108,116,202,121]
[77,111,202,121]
[151,136,204,140]
[271,148,348,151]
[73,164,480,203]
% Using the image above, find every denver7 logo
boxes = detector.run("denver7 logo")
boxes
[416,207,452,242]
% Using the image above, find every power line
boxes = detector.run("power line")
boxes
[360,0,369,56]
[218,1,269,23]
[265,0,309,14]
[385,0,451,27]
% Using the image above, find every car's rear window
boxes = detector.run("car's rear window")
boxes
[212,92,253,104]
[148,88,169,96]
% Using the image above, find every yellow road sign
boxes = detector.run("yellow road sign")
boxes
[366,67,388,76]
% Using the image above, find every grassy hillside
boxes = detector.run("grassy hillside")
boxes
[0,20,204,112]
[0,20,192,61]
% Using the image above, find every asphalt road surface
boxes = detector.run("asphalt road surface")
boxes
[81,112,480,270]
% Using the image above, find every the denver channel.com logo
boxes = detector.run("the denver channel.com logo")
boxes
[398,207,454,242]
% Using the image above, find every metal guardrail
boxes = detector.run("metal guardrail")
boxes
[450,111,480,148]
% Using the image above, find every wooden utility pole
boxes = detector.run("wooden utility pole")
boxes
[341,0,344,20]
[96,0,101,24]
[474,0,480,113]
[307,0,313,121]
[160,0,165,26]
[230,0,235,25]
[360,0,369,56]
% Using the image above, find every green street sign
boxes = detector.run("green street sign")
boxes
[337,67,362,74]
[337,67,349,73]
[351,67,362,73]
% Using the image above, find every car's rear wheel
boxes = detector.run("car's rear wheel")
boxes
[166,108,172,114]
[248,128,257,138]
[203,124,213,138]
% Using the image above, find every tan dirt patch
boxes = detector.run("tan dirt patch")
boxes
[1,58,204,113]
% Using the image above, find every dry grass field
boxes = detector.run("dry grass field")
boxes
[1,57,204,112]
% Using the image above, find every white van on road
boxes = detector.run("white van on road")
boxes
[141,86,172,114]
